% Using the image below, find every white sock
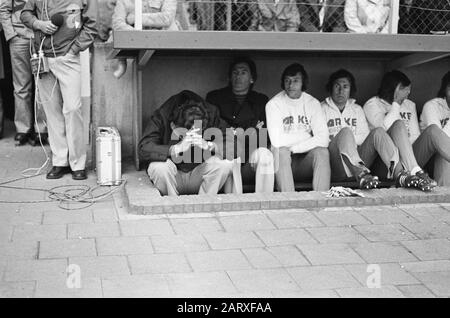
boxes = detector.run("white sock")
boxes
[411,166,422,175]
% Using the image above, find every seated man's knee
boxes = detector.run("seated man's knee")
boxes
[424,124,441,136]
[206,157,234,174]
[272,146,291,164]
[391,119,406,131]
[372,127,387,138]
[311,147,330,163]
[337,127,353,139]
[147,161,176,178]
[253,147,274,166]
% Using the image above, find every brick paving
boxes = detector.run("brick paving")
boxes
[1,122,450,298]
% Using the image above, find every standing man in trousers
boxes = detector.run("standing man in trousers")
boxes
[21,0,97,180]
[0,0,48,146]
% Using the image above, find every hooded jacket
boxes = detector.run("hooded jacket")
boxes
[21,0,97,57]
[321,97,370,146]
[0,0,34,41]
[420,97,450,138]
[139,90,239,172]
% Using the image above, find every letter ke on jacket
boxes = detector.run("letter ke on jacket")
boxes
[321,96,370,145]
[266,91,329,154]
[364,96,420,144]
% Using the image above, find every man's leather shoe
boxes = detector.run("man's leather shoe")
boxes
[72,170,87,180]
[15,133,30,145]
[46,166,71,179]
[29,132,48,146]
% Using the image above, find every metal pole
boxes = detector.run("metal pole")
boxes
[135,0,143,30]
[226,0,232,31]
[389,0,400,34]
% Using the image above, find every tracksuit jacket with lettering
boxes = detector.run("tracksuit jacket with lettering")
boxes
[20,0,97,56]
[265,91,329,154]
[363,96,421,144]
[420,97,450,138]
[321,97,370,145]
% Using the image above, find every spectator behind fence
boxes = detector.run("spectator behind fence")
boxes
[0,0,48,146]
[298,0,347,32]
[21,0,98,180]
[206,57,274,193]
[253,0,300,32]
[138,90,234,196]
[97,0,117,41]
[215,0,259,31]
[407,0,450,34]
[345,0,391,33]
[363,70,446,192]
[419,71,450,186]
[266,63,331,192]
[112,0,179,78]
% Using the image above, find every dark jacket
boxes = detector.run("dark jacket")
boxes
[206,86,268,130]
[298,0,347,32]
[206,86,270,160]
[139,90,238,172]
[21,0,97,56]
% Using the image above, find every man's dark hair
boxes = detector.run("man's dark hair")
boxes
[280,63,309,91]
[437,71,450,98]
[378,70,411,104]
[228,56,258,82]
[326,69,357,97]
[173,101,209,130]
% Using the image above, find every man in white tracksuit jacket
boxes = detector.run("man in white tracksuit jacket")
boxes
[266,63,330,192]
[322,69,400,189]
[419,71,450,186]
[364,70,444,191]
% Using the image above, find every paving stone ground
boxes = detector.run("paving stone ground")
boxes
[1,121,450,298]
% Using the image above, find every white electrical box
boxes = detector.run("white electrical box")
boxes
[96,127,122,186]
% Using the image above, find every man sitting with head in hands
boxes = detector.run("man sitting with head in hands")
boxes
[139,90,234,196]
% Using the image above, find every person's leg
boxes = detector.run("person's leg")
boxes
[328,127,368,181]
[9,37,35,136]
[272,146,295,192]
[387,120,419,172]
[249,147,274,193]
[191,156,233,195]
[36,62,67,167]
[49,54,86,171]
[433,155,450,186]
[147,160,179,196]
[292,147,331,191]
[359,127,400,179]
[413,124,450,168]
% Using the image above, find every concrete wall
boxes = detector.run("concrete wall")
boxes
[91,46,450,161]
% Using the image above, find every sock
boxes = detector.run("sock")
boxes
[411,166,422,175]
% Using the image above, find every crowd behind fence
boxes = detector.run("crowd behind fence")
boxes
[96,0,450,38]
[183,0,450,34]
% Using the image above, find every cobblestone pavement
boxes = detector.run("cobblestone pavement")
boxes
[1,122,450,298]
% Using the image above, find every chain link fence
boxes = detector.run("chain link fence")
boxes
[399,0,450,34]
[183,0,450,34]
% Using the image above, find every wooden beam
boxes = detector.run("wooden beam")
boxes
[106,48,121,60]
[113,31,450,53]
[387,52,450,70]
[137,50,155,70]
